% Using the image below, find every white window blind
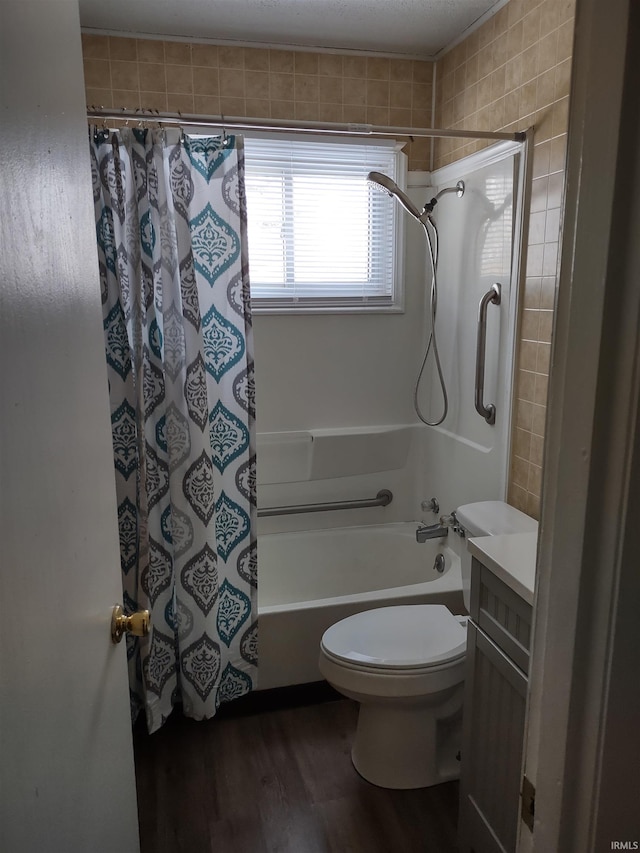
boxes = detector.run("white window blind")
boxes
[243,135,404,312]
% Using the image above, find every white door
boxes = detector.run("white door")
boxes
[0,3,140,851]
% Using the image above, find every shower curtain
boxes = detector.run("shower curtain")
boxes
[90,127,257,733]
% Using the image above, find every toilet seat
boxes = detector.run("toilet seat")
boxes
[320,604,466,672]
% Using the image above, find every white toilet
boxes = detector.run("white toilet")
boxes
[318,500,537,789]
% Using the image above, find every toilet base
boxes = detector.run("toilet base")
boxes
[350,689,464,789]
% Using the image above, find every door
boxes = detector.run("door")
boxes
[0,3,139,851]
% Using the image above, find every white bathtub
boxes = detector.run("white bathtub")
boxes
[257,522,465,690]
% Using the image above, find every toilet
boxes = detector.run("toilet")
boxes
[318,500,537,789]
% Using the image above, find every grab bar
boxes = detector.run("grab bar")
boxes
[257,489,393,518]
[475,282,501,425]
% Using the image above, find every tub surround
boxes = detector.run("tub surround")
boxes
[467,531,538,605]
[257,425,413,485]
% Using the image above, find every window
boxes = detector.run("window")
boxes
[243,135,405,313]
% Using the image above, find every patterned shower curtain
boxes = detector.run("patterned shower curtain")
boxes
[89,127,257,733]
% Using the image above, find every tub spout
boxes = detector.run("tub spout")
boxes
[416,523,449,542]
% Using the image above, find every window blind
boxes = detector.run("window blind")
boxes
[243,135,404,311]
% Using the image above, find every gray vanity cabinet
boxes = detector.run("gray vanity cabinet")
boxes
[458,557,533,853]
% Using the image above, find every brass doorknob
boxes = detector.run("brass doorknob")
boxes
[111,605,151,644]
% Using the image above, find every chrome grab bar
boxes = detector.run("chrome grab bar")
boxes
[258,489,393,518]
[475,283,501,425]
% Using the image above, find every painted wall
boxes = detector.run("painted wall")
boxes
[434,0,576,518]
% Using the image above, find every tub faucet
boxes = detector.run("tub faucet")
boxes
[416,522,449,542]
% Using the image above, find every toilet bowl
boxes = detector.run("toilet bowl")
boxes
[318,500,537,790]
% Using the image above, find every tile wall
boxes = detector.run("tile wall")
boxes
[434,0,576,518]
[81,35,433,169]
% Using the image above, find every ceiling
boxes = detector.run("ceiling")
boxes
[79,0,507,60]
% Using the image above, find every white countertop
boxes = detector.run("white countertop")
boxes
[467,531,539,605]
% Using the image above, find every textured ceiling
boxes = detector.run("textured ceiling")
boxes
[79,0,506,59]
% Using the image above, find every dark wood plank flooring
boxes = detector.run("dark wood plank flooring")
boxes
[134,692,460,853]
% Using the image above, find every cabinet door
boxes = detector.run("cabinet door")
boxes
[459,622,528,853]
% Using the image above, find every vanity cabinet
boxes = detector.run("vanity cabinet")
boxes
[458,556,533,853]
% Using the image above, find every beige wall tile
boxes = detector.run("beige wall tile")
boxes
[166,65,194,95]
[390,107,412,126]
[367,57,390,80]
[193,68,219,97]
[110,60,139,91]
[244,48,270,72]
[343,56,367,78]
[245,98,270,118]
[246,71,270,101]
[534,374,549,407]
[219,46,244,69]
[191,44,219,68]
[366,105,390,125]
[84,58,111,90]
[522,7,542,49]
[294,100,319,121]
[139,63,166,93]
[193,94,221,114]
[524,276,542,309]
[164,41,191,65]
[269,50,295,73]
[512,455,530,488]
[109,37,137,61]
[270,99,295,119]
[390,81,412,110]
[220,68,246,99]
[411,107,431,127]
[167,92,195,113]
[82,34,109,60]
[412,61,432,84]
[270,72,294,101]
[139,91,167,111]
[412,82,431,110]
[295,52,319,75]
[344,77,367,105]
[219,96,246,114]
[295,75,319,102]
[86,88,113,109]
[319,54,344,76]
[366,79,389,107]
[319,76,343,104]
[112,89,140,109]
[318,102,343,122]
[137,39,164,64]
[540,276,556,309]
[343,104,367,123]
[390,59,413,82]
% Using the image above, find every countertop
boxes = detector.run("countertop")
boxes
[467,531,538,605]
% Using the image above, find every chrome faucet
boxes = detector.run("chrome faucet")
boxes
[416,522,449,542]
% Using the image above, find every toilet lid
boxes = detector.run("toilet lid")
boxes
[321,605,466,670]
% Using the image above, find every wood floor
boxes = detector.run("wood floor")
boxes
[134,690,460,853]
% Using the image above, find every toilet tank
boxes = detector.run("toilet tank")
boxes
[454,501,538,611]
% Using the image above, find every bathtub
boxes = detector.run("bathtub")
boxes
[257,522,465,690]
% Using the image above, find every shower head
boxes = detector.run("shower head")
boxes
[367,171,425,222]
[368,172,465,223]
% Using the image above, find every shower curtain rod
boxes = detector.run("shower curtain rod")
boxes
[86,107,526,143]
